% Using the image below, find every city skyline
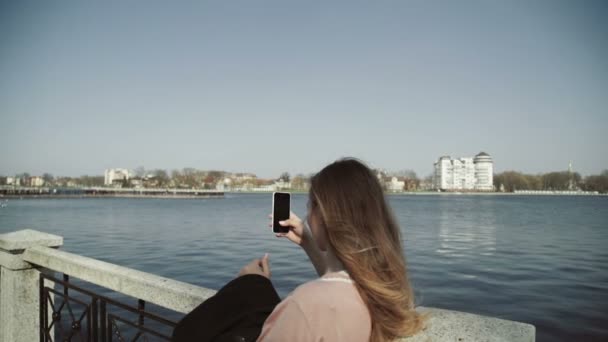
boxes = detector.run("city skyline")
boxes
[1,1,607,178]
[0,154,601,180]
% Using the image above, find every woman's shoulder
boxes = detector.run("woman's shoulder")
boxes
[271,272,371,341]
[289,271,364,308]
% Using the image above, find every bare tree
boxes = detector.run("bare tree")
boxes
[279,172,290,182]
[182,168,199,188]
[134,166,146,178]
[393,169,418,179]
[152,169,169,187]
[42,173,54,186]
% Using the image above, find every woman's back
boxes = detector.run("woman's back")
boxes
[258,271,371,341]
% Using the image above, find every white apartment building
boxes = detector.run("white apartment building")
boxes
[104,168,131,186]
[434,152,494,191]
[473,152,493,190]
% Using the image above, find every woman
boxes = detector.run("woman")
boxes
[174,158,424,341]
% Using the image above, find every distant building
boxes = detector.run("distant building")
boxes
[375,170,418,192]
[274,179,291,190]
[434,152,494,191]
[473,152,493,190]
[252,184,277,192]
[386,177,405,192]
[434,156,453,190]
[30,176,45,187]
[248,179,276,192]
[130,178,144,188]
[234,173,256,181]
[104,169,131,186]
[5,177,19,186]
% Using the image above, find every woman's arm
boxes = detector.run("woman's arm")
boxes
[273,212,328,277]
[299,224,327,276]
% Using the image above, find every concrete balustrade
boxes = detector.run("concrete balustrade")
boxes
[405,307,535,341]
[0,229,535,341]
[22,245,217,314]
[0,229,63,342]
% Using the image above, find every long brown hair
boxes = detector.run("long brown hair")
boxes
[309,158,424,341]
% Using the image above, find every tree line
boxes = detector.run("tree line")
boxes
[0,168,303,190]
[3,169,608,193]
[494,170,608,193]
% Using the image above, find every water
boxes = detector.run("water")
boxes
[1,194,607,341]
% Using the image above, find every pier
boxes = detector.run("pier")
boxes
[0,229,535,341]
[0,187,224,198]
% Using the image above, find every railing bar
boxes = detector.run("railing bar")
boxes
[138,299,145,326]
[41,274,177,326]
[108,314,173,340]
[65,327,76,342]
[62,272,69,342]
[100,301,106,342]
[92,298,98,342]
[63,273,69,297]
[78,319,88,342]
[106,314,113,342]
[39,273,45,342]
[132,299,146,341]
[44,287,54,342]
[45,288,90,307]
[86,304,92,342]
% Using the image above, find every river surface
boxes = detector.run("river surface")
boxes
[1,194,607,341]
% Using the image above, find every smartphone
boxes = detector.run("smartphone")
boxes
[272,192,291,233]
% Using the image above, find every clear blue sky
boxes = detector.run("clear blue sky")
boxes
[1,1,606,178]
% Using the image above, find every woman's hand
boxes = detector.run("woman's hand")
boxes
[269,211,308,246]
[269,212,328,276]
[238,253,271,279]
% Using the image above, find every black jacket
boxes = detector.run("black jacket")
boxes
[173,275,281,342]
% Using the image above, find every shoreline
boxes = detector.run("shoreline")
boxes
[0,194,224,199]
[385,191,606,196]
[0,187,224,199]
[1,190,605,199]
[229,190,606,196]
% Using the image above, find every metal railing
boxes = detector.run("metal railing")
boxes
[40,273,177,342]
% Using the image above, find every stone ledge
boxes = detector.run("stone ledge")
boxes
[22,245,216,314]
[15,239,535,341]
[402,307,535,341]
[0,229,63,252]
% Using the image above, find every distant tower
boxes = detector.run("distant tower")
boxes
[474,152,494,191]
[568,161,574,190]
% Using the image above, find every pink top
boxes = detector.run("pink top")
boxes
[258,271,372,342]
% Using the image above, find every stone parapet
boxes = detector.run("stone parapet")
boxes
[22,245,216,314]
[0,229,63,342]
[402,307,535,341]
[0,229,535,341]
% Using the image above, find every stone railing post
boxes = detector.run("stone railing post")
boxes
[0,229,63,342]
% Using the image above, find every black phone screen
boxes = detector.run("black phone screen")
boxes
[273,192,290,233]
